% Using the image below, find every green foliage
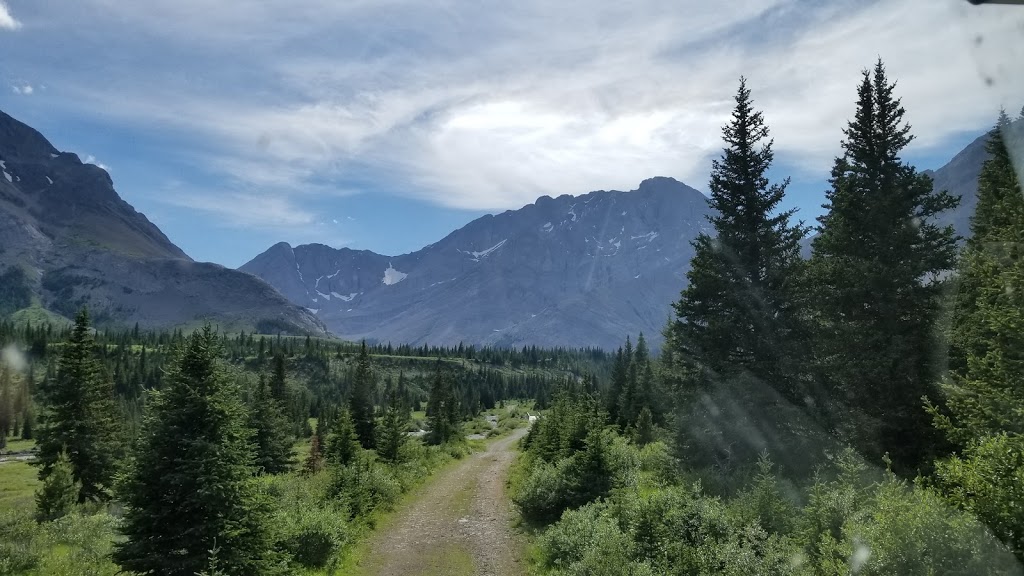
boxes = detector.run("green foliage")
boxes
[36,309,122,503]
[426,362,461,445]
[932,433,1024,560]
[114,326,281,576]
[329,452,403,519]
[34,450,79,522]
[377,375,409,463]
[348,341,377,449]
[266,471,350,570]
[0,508,120,576]
[325,408,362,466]
[667,77,808,402]
[248,373,294,475]
[808,61,959,469]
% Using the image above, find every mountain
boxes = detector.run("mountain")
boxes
[242,177,713,350]
[0,109,326,335]
[246,126,997,350]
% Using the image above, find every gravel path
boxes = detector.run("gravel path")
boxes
[357,428,529,576]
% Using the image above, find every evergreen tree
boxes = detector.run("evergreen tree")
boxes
[634,406,655,447]
[114,327,280,576]
[34,449,79,521]
[928,113,1024,558]
[36,309,122,502]
[668,77,807,398]
[377,376,409,463]
[427,363,461,445]
[248,372,294,475]
[269,353,287,403]
[325,408,362,466]
[809,61,959,469]
[348,342,377,449]
[606,346,627,425]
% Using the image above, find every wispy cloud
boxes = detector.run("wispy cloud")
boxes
[83,154,110,171]
[11,83,32,95]
[3,0,1022,215]
[0,1,20,30]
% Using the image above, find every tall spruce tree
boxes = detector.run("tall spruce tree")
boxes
[36,309,122,503]
[269,353,287,403]
[427,362,460,445]
[928,111,1024,558]
[667,78,807,395]
[377,376,409,463]
[248,372,294,474]
[809,61,959,469]
[348,342,376,449]
[114,326,280,576]
[325,407,361,466]
[932,111,1024,443]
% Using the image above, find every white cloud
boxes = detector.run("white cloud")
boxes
[11,83,32,95]
[0,1,21,30]
[83,154,110,171]
[11,0,1024,213]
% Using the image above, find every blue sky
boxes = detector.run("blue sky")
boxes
[0,0,1021,267]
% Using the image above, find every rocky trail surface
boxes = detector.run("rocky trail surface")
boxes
[355,427,529,576]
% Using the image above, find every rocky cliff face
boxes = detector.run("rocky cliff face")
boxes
[0,109,326,335]
[243,177,714,349]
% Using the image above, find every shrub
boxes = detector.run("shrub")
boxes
[330,453,402,519]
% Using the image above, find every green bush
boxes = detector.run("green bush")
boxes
[268,471,351,569]
[539,503,654,576]
[330,453,402,519]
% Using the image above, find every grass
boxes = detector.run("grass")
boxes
[7,305,73,329]
[2,436,37,454]
[0,459,39,512]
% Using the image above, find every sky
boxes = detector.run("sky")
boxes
[0,0,1021,268]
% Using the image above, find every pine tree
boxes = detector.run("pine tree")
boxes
[114,326,280,576]
[377,376,409,463]
[248,372,294,475]
[634,407,655,447]
[427,362,461,445]
[931,111,1024,443]
[348,342,377,449]
[928,112,1024,558]
[325,408,362,466]
[35,449,79,521]
[36,309,122,502]
[668,77,807,398]
[269,353,287,403]
[808,61,959,468]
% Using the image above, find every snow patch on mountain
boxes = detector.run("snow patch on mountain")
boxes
[45,176,53,185]
[461,239,507,261]
[631,231,659,242]
[382,263,407,285]
[541,222,553,233]
[332,292,358,301]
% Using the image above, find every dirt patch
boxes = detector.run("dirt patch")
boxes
[356,428,529,576]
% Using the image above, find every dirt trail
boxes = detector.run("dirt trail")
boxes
[356,427,529,576]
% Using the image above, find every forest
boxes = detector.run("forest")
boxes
[511,61,1024,575]
[0,310,602,574]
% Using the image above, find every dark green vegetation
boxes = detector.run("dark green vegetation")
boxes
[0,310,599,575]
[514,64,1024,574]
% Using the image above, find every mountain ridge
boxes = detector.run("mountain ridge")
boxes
[0,109,327,336]
[245,131,993,349]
